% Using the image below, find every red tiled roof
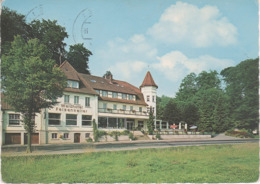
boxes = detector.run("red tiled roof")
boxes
[140,71,158,88]
[80,74,137,95]
[60,61,80,81]
[60,61,97,95]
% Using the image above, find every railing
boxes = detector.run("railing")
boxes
[98,108,148,116]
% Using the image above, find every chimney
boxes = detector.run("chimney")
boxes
[104,71,113,82]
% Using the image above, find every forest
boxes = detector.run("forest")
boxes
[157,58,259,133]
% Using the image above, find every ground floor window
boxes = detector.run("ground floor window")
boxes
[156,121,160,129]
[52,133,57,139]
[138,121,144,129]
[162,121,167,129]
[66,114,77,125]
[108,117,117,128]
[49,113,61,125]
[82,115,92,126]
[98,117,126,129]
[63,133,69,139]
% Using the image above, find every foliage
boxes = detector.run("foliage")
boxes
[163,100,181,124]
[121,130,130,135]
[128,133,136,140]
[103,71,113,78]
[221,58,259,131]
[67,43,92,74]
[30,19,68,64]
[147,106,155,135]
[155,132,161,140]
[93,119,99,142]
[225,129,254,138]
[1,7,31,54]
[2,143,258,183]
[109,131,120,141]
[2,36,67,152]
[86,138,93,142]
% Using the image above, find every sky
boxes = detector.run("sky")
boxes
[2,0,259,97]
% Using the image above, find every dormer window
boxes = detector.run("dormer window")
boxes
[122,93,127,99]
[67,80,79,89]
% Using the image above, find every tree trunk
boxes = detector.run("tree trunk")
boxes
[26,132,32,153]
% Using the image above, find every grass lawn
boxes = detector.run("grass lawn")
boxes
[1,143,259,183]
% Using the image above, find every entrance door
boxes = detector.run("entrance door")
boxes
[74,133,80,143]
[127,122,134,130]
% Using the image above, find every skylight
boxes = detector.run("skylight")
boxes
[91,80,96,82]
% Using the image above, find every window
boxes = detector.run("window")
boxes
[129,95,133,100]
[113,104,117,110]
[9,114,21,125]
[64,133,69,139]
[95,90,100,95]
[64,95,70,103]
[138,121,144,128]
[85,133,90,138]
[74,96,79,104]
[67,80,79,88]
[102,91,108,97]
[147,95,150,102]
[98,117,107,128]
[103,103,107,109]
[108,117,117,128]
[122,93,127,99]
[130,106,133,111]
[152,96,155,102]
[118,118,125,128]
[66,114,77,125]
[112,92,118,98]
[52,133,57,139]
[139,107,142,112]
[49,113,61,125]
[85,97,90,107]
[82,115,92,126]
[123,105,126,110]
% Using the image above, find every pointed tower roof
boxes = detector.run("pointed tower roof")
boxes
[140,71,158,88]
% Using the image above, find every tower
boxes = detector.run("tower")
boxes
[140,71,158,117]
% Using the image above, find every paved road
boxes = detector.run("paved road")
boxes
[2,138,258,155]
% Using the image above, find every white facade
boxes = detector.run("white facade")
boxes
[1,65,158,145]
[141,86,157,118]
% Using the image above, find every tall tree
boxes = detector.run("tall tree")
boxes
[221,58,259,130]
[30,19,68,65]
[196,70,221,90]
[182,103,199,126]
[67,43,92,74]
[163,100,182,124]
[175,73,197,102]
[1,7,31,54]
[2,36,67,153]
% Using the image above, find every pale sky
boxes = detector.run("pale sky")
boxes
[3,0,259,97]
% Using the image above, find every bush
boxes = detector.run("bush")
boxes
[121,130,130,135]
[129,133,136,140]
[155,133,161,140]
[86,138,93,142]
[110,131,120,141]
[225,129,254,138]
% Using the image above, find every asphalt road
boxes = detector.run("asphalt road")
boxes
[2,139,258,154]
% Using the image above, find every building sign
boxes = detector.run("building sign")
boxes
[54,104,87,113]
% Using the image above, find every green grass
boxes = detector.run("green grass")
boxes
[2,143,259,183]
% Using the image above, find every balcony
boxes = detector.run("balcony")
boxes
[98,108,148,116]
